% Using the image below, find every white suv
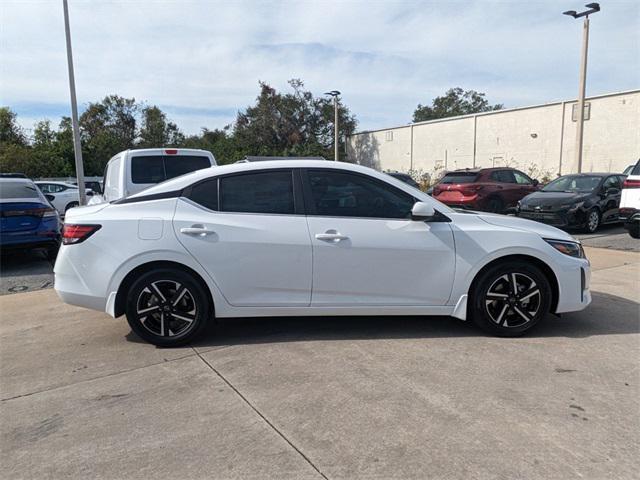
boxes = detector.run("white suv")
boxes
[620,159,640,238]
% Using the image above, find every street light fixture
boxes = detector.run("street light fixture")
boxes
[324,90,341,161]
[563,2,600,173]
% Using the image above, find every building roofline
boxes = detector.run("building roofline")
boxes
[350,88,640,136]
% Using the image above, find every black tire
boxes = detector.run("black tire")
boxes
[485,197,504,214]
[125,269,211,347]
[65,201,79,212]
[583,208,600,233]
[628,223,640,239]
[45,243,59,261]
[470,261,552,337]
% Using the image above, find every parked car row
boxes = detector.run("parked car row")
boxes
[426,164,639,235]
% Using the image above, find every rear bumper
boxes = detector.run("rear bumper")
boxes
[619,208,639,225]
[0,232,60,250]
[54,244,108,312]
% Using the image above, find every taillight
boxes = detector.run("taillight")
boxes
[623,178,640,189]
[62,224,101,245]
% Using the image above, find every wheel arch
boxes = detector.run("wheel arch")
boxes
[114,260,214,318]
[467,254,559,314]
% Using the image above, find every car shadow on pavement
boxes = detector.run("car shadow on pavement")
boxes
[139,291,639,349]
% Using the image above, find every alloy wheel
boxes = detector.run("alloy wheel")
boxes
[484,272,541,328]
[135,280,198,338]
[587,210,599,233]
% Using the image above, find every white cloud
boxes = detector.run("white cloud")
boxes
[1,0,638,135]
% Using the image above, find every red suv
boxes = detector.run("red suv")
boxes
[432,167,540,212]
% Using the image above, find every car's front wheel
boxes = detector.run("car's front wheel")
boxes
[583,208,600,233]
[125,269,210,347]
[471,261,551,337]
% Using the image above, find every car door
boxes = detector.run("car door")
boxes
[173,169,312,307]
[302,168,456,306]
[600,175,622,222]
[513,170,538,198]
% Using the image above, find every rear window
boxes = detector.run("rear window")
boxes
[0,181,40,199]
[131,155,211,184]
[440,172,478,184]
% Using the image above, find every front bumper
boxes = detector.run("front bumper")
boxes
[517,208,587,229]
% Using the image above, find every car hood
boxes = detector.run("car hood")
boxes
[476,212,576,242]
[520,191,590,208]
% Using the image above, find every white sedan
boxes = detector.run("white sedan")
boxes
[54,160,591,346]
[35,181,91,215]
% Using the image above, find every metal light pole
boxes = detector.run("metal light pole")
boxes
[63,0,87,205]
[325,90,341,161]
[563,3,600,173]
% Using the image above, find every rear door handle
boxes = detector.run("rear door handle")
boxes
[315,232,349,242]
[180,226,215,237]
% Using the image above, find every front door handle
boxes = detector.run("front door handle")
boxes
[315,232,349,242]
[180,225,215,237]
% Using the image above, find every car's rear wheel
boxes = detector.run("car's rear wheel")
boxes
[65,201,79,212]
[627,223,640,239]
[471,261,551,337]
[125,269,210,347]
[583,208,600,233]
[486,197,504,213]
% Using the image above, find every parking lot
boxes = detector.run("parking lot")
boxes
[1,228,639,478]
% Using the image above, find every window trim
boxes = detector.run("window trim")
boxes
[182,168,303,216]
[300,168,418,220]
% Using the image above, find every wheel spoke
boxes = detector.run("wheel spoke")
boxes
[487,292,508,298]
[137,305,160,315]
[513,306,533,323]
[510,273,518,295]
[171,286,187,307]
[519,287,540,302]
[495,304,509,325]
[159,312,166,336]
[151,282,166,302]
[171,312,195,324]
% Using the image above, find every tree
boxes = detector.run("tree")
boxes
[0,107,27,146]
[233,79,357,161]
[412,88,503,123]
[138,106,184,148]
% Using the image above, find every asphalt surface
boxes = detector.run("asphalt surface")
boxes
[1,246,639,479]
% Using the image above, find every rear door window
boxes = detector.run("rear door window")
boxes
[165,155,211,180]
[131,155,211,184]
[220,171,294,214]
[131,156,165,184]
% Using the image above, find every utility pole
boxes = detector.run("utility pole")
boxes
[563,3,600,173]
[325,90,341,161]
[63,0,87,205]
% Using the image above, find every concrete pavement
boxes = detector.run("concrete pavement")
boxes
[1,246,639,479]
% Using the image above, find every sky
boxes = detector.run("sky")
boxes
[1,0,639,136]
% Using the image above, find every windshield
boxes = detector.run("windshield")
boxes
[542,175,602,193]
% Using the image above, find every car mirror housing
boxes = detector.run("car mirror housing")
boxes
[411,201,436,221]
[532,179,540,186]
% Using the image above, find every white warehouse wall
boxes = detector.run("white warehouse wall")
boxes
[346,90,640,180]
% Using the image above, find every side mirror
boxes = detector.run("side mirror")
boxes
[532,179,539,186]
[45,194,55,202]
[411,201,435,221]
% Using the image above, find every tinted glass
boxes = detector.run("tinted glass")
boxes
[514,171,533,184]
[308,170,414,219]
[542,175,603,193]
[602,176,620,190]
[131,156,165,184]
[631,160,640,176]
[165,155,211,180]
[189,179,219,211]
[220,171,294,214]
[0,181,40,199]
[440,172,478,184]
[490,170,516,183]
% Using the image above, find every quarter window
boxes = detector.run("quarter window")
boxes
[188,179,219,211]
[220,171,294,214]
[307,170,415,219]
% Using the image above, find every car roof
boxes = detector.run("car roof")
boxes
[127,160,444,207]
[0,177,35,185]
[35,180,78,187]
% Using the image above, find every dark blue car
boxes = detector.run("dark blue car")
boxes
[0,178,61,259]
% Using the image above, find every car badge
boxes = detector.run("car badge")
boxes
[535,206,541,210]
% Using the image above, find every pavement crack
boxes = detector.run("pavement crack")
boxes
[192,347,329,480]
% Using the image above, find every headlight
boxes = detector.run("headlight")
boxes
[544,238,585,258]
[561,201,584,211]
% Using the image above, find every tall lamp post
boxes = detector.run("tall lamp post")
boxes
[325,90,341,161]
[63,0,87,205]
[563,2,600,173]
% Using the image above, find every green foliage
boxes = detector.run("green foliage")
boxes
[413,88,503,123]
[0,80,358,178]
